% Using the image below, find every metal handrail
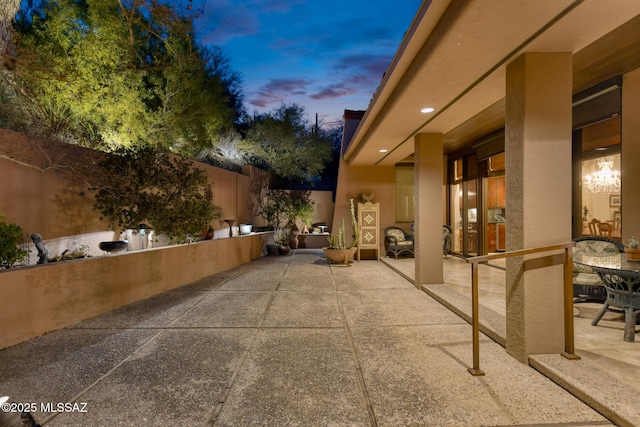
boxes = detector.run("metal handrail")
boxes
[465,242,580,376]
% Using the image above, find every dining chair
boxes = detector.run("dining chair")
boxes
[596,222,613,237]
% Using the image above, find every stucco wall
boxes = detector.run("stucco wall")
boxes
[0,232,268,350]
[0,128,256,241]
[0,153,111,239]
[335,111,401,258]
[197,163,253,230]
[332,161,396,256]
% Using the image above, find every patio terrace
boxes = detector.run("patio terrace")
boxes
[0,250,637,426]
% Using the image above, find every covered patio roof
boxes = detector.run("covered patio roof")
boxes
[344,0,640,165]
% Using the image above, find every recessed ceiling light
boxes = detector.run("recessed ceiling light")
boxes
[595,147,607,151]
[379,149,388,153]
[420,107,434,113]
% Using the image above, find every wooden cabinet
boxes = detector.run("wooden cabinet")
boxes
[487,222,506,253]
[487,176,505,207]
[357,202,380,260]
[487,223,497,253]
[486,176,506,253]
[497,223,506,251]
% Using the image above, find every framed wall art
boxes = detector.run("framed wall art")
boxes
[609,195,621,207]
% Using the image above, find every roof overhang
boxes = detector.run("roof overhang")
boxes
[344,0,640,165]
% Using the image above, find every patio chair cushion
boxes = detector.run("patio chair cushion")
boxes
[575,239,620,255]
[572,236,624,302]
[387,228,406,242]
[384,226,414,259]
[573,272,604,286]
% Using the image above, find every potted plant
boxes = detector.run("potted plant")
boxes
[274,228,292,255]
[626,236,640,261]
[201,225,214,240]
[287,191,314,248]
[323,199,359,265]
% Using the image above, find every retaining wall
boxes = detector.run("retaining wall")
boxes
[0,232,268,350]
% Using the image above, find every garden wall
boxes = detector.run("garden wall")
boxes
[0,232,268,350]
[0,128,256,240]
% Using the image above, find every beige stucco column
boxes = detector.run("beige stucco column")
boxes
[414,133,444,287]
[622,69,640,242]
[505,52,572,362]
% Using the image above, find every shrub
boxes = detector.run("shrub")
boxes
[0,214,29,269]
[92,147,222,241]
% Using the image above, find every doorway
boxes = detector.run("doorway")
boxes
[484,153,506,253]
[449,155,479,257]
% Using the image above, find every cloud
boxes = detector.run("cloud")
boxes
[243,0,307,13]
[193,0,421,117]
[247,53,394,107]
[248,78,313,108]
[266,16,401,60]
[334,53,393,77]
[309,85,358,100]
[195,1,260,44]
[195,0,307,44]
[309,69,382,101]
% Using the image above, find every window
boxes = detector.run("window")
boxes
[395,165,414,222]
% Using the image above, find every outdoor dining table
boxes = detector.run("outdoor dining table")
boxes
[574,251,640,342]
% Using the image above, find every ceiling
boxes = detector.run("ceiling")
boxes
[344,0,640,165]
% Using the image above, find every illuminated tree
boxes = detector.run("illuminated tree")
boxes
[7,0,240,153]
[242,104,333,183]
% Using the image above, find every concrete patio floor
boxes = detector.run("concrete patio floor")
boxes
[0,249,633,426]
[382,254,640,427]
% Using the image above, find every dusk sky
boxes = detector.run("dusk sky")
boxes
[191,0,423,126]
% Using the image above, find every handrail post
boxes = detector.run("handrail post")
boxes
[466,242,579,376]
[468,261,485,376]
[562,245,581,360]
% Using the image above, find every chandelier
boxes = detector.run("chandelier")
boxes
[583,156,621,195]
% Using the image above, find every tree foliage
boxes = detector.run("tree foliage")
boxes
[92,147,222,240]
[4,0,241,154]
[1,1,342,187]
[258,189,313,229]
[242,104,334,183]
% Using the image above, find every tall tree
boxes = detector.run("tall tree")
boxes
[242,104,333,183]
[7,0,241,153]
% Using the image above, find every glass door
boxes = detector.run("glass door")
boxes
[451,181,463,253]
[466,178,478,256]
[485,153,506,253]
[449,155,479,257]
[574,116,621,239]
[581,154,621,238]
